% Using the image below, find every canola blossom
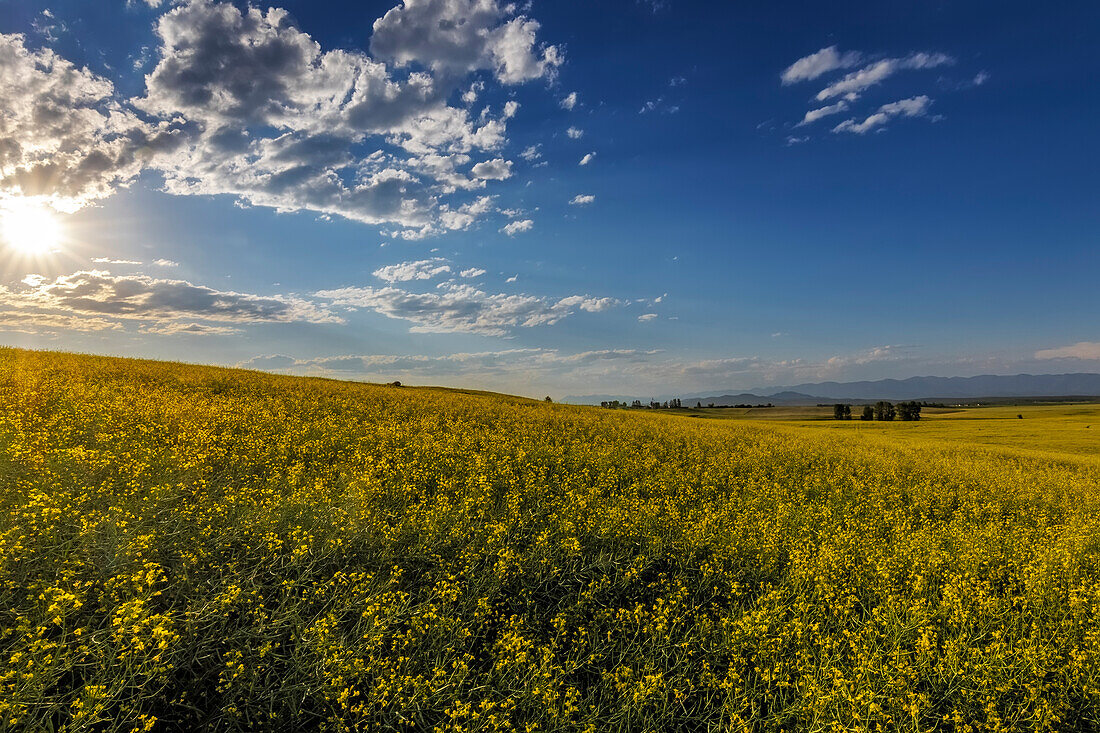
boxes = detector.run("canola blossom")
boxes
[1,348,1099,731]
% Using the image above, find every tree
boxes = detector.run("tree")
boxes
[544,396,552,402]
[897,401,922,421]
[844,404,852,420]
[861,405,874,421]
[833,404,846,420]
[874,401,896,421]
[696,401,703,409]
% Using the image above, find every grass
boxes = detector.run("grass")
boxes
[2,347,1099,731]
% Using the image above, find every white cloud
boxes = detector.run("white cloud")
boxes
[832,95,932,134]
[1035,342,1100,361]
[0,269,339,326]
[638,313,657,322]
[0,33,182,213]
[815,52,952,102]
[470,158,513,180]
[798,100,848,126]
[459,267,486,278]
[500,218,533,236]
[519,144,542,161]
[315,281,617,336]
[372,258,452,282]
[781,46,862,84]
[505,274,517,283]
[565,126,583,139]
[569,194,595,206]
[2,0,563,237]
[560,91,577,110]
[973,70,989,86]
[152,258,179,267]
[91,257,143,265]
[579,152,595,166]
[370,0,561,84]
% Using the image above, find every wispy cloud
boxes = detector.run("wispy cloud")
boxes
[781,46,862,84]
[1035,342,1100,360]
[832,96,932,134]
[569,194,595,206]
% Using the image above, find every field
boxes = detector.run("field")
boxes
[2,348,1100,731]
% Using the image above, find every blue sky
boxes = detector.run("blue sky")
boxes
[0,0,1098,398]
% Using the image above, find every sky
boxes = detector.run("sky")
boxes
[0,0,1098,399]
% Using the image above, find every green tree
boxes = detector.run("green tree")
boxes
[833,404,846,420]
[874,401,896,421]
[861,405,874,421]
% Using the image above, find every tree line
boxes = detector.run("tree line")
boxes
[833,401,922,421]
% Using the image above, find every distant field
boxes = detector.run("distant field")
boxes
[2,348,1099,731]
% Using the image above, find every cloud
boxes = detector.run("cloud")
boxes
[2,0,563,237]
[469,158,513,180]
[519,144,542,161]
[579,152,595,166]
[238,354,298,370]
[500,218,534,236]
[560,91,578,110]
[565,126,583,139]
[798,100,849,126]
[815,53,952,102]
[1035,342,1100,361]
[370,0,561,84]
[781,46,862,84]
[785,135,809,145]
[315,281,618,336]
[91,257,143,265]
[372,258,452,282]
[569,194,595,206]
[152,258,179,267]
[0,310,124,334]
[459,267,486,278]
[0,33,183,212]
[0,269,340,325]
[832,95,931,134]
[140,321,243,335]
[638,313,657,322]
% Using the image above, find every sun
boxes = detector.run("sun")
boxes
[1,199,62,255]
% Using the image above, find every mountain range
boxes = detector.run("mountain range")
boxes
[564,373,1100,406]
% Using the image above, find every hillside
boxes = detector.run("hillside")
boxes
[2,348,1099,731]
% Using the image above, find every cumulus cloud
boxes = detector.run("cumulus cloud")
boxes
[152,258,179,267]
[832,96,931,134]
[1035,342,1100,361]
[569,194,595,206]
[565,126,583,139]
[0,269,340,325]
[500,218,534,236]
[560,91,578,110]
[781,46,862,84]
[579,152,595,165]
[519,144,541,161]
[372,258,452,282]
[0,33,183,212]
[0,310,124,334]
[370,0,561,84]
[315,281,618,336]
[2,0,563,236]
[459,267,486,278]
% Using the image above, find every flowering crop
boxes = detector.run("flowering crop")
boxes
[1,347,1099,731]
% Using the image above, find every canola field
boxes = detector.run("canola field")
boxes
[2,348,1099,732]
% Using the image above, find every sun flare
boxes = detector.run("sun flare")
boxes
[1,199,62,255]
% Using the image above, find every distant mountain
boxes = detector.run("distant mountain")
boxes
[566,373,1100,406]
[747,373,1100,402]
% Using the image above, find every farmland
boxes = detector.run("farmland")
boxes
[2,348,1099,731]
